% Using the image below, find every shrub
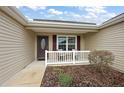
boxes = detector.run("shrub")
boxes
[58,73,73,87]
[88,50,114,72]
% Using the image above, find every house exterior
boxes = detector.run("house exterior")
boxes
[0,6,124,85]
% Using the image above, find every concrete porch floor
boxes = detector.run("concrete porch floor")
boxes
[2,61,45,87]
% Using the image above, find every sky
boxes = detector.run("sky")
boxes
[16,6,124,25]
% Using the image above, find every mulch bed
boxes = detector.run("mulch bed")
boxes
[41,65,124,87]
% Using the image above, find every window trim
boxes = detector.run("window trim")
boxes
[57,35,77,51]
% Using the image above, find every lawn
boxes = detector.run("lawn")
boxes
[41,65,124,87]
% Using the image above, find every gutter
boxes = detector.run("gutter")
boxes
[26,22,98,30]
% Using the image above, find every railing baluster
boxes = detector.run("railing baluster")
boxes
[64,52,65,62]
[83,52,84,61]
[55,52,56,63]
[63,52,64,62]
[63,52,65,62]
[81,52,82,62]
[71,52,72,62]
[65,52,66,62]
[52,52,53,62]
[73,51,75,64]
[55,52,57,63]
[67,52,68,62]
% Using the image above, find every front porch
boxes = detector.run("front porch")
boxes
[34,32,91,66]
[27,20,97,62]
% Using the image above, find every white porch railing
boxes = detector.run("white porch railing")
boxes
[45,50,90,66]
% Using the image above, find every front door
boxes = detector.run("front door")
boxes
[37,36,48,60]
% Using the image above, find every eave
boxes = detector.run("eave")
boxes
[25,22,98,33]
[0,6,28,25]
[99,13,124,29]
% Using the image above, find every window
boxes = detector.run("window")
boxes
[68,37,75,51]
[58,36,66,51]
[57,35,77,51]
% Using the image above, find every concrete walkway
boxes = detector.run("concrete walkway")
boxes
[2,61,45,87]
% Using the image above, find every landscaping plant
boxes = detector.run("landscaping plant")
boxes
[58,73,73,87]
[88,50,115,73]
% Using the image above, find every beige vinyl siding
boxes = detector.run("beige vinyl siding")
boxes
[84,22,124,72]
[0,10,35,85]
[80,34,85,50]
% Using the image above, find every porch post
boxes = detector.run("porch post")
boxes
[45,50,47,67]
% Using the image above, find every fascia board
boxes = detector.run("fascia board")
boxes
[26,22,98,30]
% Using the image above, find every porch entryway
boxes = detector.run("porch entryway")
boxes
[37,36,49,60]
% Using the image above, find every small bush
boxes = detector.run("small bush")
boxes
[88,50,114,72]
[58,73,73,87]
